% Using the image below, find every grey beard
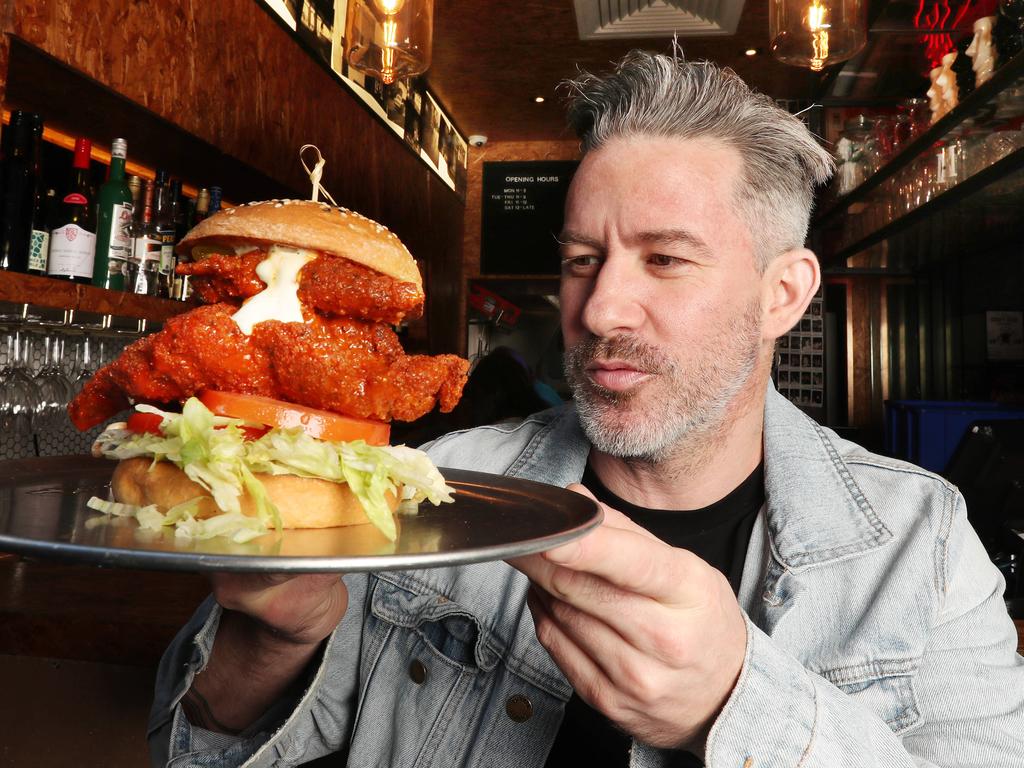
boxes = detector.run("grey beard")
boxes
[563,311,762,465]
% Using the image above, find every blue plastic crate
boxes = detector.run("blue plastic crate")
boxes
[884,400,1024,472]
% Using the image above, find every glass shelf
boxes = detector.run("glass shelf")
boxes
[816,48,1024,229]
[815,50,1024,268]
[821,145,1024,267]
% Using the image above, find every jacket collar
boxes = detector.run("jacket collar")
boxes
[505,405,590,488]
[761,384,892,571]
[508,387,892,572]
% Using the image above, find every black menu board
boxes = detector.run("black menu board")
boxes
[481,161,578,275]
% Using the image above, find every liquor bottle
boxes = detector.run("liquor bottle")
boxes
[155,177,178,298]
[0,111,38,272]
[126,179,161,295]
[48,137,97,283]
[208,185,222,216]
[92,138,134,290]
[174,190,195,301]
[29,188,57,275]
[173,184,191,240]
[127,175,143,221]
[26,115,49,275]
[193,187,210,226]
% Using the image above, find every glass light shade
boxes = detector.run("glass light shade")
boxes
[345,0,433,84]
[769,0,867,72]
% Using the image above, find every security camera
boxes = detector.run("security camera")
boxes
[468,134,488,147]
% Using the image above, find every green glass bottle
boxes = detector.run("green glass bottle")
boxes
[92,138,133,290]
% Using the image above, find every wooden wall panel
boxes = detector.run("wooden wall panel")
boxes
[838,274,889,449]
[4,0,463,352]
[0,1,8,109]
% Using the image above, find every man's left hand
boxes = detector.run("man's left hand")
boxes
[508,484,748,755]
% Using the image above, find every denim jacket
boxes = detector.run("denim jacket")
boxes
[149,387,1024,767]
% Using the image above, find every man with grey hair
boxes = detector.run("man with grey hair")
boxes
[150,51,1023,767]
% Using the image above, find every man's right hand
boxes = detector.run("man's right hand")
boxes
[210,572,349,645]
[183,573,348,734]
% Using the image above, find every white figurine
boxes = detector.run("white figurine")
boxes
[937,52,959,116]
[966,16,996,87]
[927,66,943,123]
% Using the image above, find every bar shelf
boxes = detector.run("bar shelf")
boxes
[0,272,191,323]
[815,48,1024,230]
[814,47,1024,270]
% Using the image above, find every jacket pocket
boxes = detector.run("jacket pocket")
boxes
[370,577,500,671]
[817,658,922,734]
[357,576,565,768]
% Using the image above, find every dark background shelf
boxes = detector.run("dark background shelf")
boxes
[819,145,1024,268]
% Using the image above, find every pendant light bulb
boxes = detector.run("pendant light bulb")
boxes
[805,0,831,71]
[769,0,866,71]
[346,0,433,84]
[373,0,406,15]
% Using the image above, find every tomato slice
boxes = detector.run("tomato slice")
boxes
[237,425,270,441]
[127,411,270,441]
[198,391,390,446]
[127,412,165,436]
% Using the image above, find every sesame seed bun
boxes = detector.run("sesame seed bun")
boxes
[111,457,400,530]
[177,199,423,295]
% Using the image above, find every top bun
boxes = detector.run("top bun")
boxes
[177,199,422,291]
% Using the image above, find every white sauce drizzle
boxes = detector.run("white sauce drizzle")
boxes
[231,245,317,335]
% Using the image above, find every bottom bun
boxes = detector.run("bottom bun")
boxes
[111,457,399,529]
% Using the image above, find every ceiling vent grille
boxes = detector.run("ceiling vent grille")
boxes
[574,0,746,39]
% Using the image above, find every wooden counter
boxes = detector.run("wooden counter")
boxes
[0,555,209,766]
[0,555,208,665]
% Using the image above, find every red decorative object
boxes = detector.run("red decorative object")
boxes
[469,284,521,328]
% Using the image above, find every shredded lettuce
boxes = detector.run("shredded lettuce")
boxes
[90,397,455,542]
[87,496,159,519]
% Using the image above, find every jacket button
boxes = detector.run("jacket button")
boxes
[505,694,533,722]
[409,659,427,684]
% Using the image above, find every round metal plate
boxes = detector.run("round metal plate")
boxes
[0,457,602,573]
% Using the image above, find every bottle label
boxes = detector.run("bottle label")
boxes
[130,235,161,294]
[29,229,49,272]
[132,235,162,264]
[109,203,134,255]
[63,192,88,205]
[159,244,175,275]
[157,229,176,276]
[48,224,97,278]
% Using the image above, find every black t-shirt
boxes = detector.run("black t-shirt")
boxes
[542,460,765,768]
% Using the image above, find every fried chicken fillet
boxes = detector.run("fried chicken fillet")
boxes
[69,200,468,431]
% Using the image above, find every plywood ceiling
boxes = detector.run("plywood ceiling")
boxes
[426,0,824,142]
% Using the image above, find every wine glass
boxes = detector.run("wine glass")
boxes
[70,334,98,399]
[34,333,72,430]
[0,330,38,436]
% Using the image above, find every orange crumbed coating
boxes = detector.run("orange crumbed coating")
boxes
[254,321,467,422]
[180,252,268,304]
[68,303,469,431]
[178,251,424,325]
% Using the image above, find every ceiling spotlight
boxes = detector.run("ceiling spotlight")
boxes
[745,48,758,56]
[534,96,545,103]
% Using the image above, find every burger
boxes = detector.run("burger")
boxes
[69,199,469,543]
